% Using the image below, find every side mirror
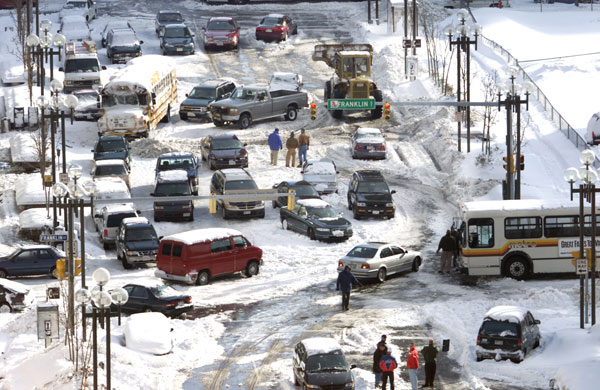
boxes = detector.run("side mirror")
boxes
[101,66,107,70]
[94,214,101,219]
[57,30,61,33]
[191,33,196,38]
[58,67,64,72]
[243,143,247,147]
[391,190,397,194]
[159,236,164,240]
[91,149,95,152]
[139,40,144,44]
[336,171,340,174]
[300,170,304,174]
[350,364,357,369]
[534,319,541,324]
[185,93,189,97]
[201,26,206,31]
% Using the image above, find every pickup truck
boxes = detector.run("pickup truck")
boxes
[208,85,308,129]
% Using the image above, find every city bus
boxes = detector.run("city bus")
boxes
[458,199,600,279]
[97,55,177,137]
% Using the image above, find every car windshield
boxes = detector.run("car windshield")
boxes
[159,13,183,23]
[357,130,381,139]
[102,93,140,107]
[292,185,319,198]
[189,87,216,100]
[307,206,338,219]
[150,285,181,298]
[126,227,158,241]
[346,246,378,258]
[262,17,283,25]
[63,23,88,33]
[157,158,193,171]
[225,180,258,191]
[164,27,191,38]
[212,138,242,150]
[357,181,390,194]
[96,140,125,152]
[207,20,235,30]
[154,182,190,196]
[231,89,257,100]
[106,213,137,228]
[480,320,519,337]
[306,351,348,373]
[64,58,99,73]
[112,32,138,46]
[96,165,127,175]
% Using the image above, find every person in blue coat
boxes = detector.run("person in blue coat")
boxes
[336,265,361,311]
[268,128,283,166]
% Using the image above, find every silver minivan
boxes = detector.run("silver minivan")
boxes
[301,158,338,195]
[94,204,138,249]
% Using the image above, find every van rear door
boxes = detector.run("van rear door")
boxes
[208,238,235,275]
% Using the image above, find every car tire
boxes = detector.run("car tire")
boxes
[331,87,344,119]
[504,256,530,280]
[377,268,387,283]
[324,81,331,101]
[0,303,12,313]
[353,209,361,220]
[0,269,7,278]
[238,113,251,129]
[221,206,229,220]
[282,218,289,230]
[154,216,160,222]
[196,270,210,286]
[245,261,259,277]
[122,257,132,270]
[144,307,153,313]
[533,336,540,349]
[510,357,522,364]
[180,113,188,121]
[51,267,58,279]
[161,104,171,123]
[412,257,421,272]
[285,106,297,121]
[308,228,316,241]
[371,89,383,119]
[103,242,110,250]
[272,200,278,209]
[209,158,216,170]
[213,119,225,127]
[476,355,483,362]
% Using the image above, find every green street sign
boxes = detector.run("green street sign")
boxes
[327,98,376,110]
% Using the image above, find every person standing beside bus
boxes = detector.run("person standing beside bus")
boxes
[436,230,456,274]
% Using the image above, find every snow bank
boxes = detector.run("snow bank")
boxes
[18,208,53,231]
[9,133,50,164]
[15,174,47,208]
[0,278,28,294]
[164,228,242,245]
[123,312,173,355]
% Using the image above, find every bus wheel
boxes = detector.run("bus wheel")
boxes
[504,257,530,280]
[161,104,171,123]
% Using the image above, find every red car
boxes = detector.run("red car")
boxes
[202,17,240,50]
[255,13,298,42]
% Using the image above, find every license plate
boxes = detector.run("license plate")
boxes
[367,146,374,151]
[228,160,236,165]
[266,29,272,32]
[372,210,380,215]
[183,213,191,217]
[494,340,503,345]
[189,113,196,117]
[243,211,251,215]
[176,48,183,52]
[217,42,223,46]
[333,230,343,237]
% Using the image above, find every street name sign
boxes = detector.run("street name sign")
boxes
[327,99,375,110]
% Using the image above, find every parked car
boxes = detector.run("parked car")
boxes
[337,242,421,282]
[155,153,201,195]
[116,282,192,317]
[91,159,131,188]
[255,13,297,42]
[301,158,338,195]
[351,127,387,159]
[92,135,131,167]
[58,15,92,42]
[160,24,195,55]
[106,28,143,64]
[347,170,395,219]
[152,170,194,222]
[444,0,501,8]
[293,337,356,390]
[94,205,138,249]
[179,79,236,121]
[208,85,308,129]
[92,177,132,218]
[124,312,173,355]
[59,0,97,22]
[268,72,303,92]
[202,17,240,51]
[72,89,101,120]
[0,60,25,86]
[271,180,320,209]
[0,278,30,312]
[586,112,600,145]
[476,305,541,363]
[101,20,133,47]
[210,168,265,219]
[200,134,248,170]
[0,246,65,279]
[115,217,160,269]
[280,199,352,241]
[155,10,184,35]
[155,228,263,285]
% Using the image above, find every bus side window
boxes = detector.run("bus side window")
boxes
[468,218,494,248]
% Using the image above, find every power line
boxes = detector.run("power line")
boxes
[519,51,600,63]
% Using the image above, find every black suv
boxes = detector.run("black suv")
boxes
[92,135,131,168]
[106,28,143,64]
[476,306,541,363]
[116,217,160,269]
[179,79,236,121]
[293,337,356,389]
[151,170,194,222]
[347,170,396,220]
[210,168,265,219]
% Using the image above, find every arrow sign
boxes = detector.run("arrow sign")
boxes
[40,234,68,242]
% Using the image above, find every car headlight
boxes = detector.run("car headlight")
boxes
[345,382,355,390]
[155,205,164,210]
[187,42,194,46]
[164,43,173,47]
[386,202,394,207]
[229,108,238,114]
[305,385,320,389]
[126,250,136,256]
[356,202,366,207]
[64,80,74,86]
[315,227,329,232]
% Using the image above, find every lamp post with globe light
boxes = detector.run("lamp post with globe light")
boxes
[26,20,66,94]
[565,150,599,329]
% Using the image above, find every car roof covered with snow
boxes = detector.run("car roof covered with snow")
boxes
[94,159,127,167]
[157,169,189,183]
[220,168,252,180]
[163,228,243,246]
[297,199,330,209]
[158,152,195,159]
[121,217,150,226]
[102,204,136,214]
[484,306,530,323]
[356,127,382,135]
[104,55,175,94]
[461,199,580,218]
[301,337,342,356]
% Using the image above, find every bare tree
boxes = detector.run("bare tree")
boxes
[30,117,50,186]
[9,0,35,105]
[481,71,499,155]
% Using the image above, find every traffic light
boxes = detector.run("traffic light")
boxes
[310,102,317,120]
[503,155,515,173]
[383,102,391,120]
[519,155,524,171]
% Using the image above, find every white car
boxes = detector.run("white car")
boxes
[268,72,303,92]
[101,20,134,48]
[123,312,173,355]
[0,60,25,86]
[91,177,132,217]
[91,160,131,188]
[337,242,422,282]
[59,0,97,22]
[301,158,338,194]
[59,15,92,42]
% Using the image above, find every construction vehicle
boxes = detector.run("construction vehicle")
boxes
[313,43,382,120]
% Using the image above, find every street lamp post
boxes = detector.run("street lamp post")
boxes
[26,21,65,94]
[445,10,481,153]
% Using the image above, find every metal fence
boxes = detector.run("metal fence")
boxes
[479,34,600,169]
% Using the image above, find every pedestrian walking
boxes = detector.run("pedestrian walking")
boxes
[335,265,361,311]
[436,230,457,274]
[268,128,283,166]
[421,339,439,388]
[285,131,299,167]
[406,342,419,390]
[379,348,397,390]
[373,340,388,389]
[451,227,461,268]
[298,128,310,167]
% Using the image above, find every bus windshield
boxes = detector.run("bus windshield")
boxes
[103,93,140,107]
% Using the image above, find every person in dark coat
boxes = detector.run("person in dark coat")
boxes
[421,339,439,388]
[436,230,457,274]
[379,348,397,390]
[451,227,461,268]
[373,341,388,388]
[336,265,361,311]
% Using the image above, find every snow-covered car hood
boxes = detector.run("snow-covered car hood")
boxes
[303,172,336,184]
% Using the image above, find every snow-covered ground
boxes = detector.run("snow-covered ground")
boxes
[1,0,599,389]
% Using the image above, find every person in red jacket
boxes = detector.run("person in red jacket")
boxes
[406,342,419,390]
[378,348,397,390]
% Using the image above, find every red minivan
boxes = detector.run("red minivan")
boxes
[154,228,262,285]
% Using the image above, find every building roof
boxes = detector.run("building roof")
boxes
[163,228,242,246]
